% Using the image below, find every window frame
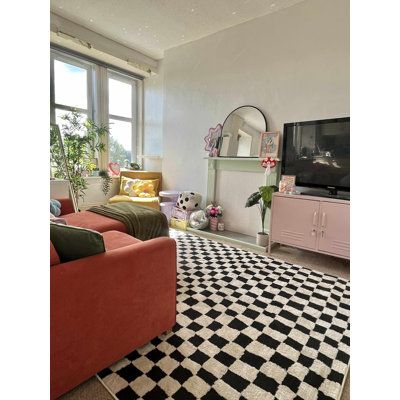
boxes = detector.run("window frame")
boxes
[107,70,138,165]
[50,48,142,168]
[50,50,94,124]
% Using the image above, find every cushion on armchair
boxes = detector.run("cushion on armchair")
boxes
[108,195,160,210]
[119,176,159,197]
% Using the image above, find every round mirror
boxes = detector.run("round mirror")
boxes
[218,106,267,157]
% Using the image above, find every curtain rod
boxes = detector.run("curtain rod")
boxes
[50,44,145,81]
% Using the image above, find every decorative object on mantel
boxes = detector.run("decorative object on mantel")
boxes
[245,185,278,247]
[50,111,108,206]
[204,124,222,157]
[279,175,296,193]
[189,210,209,230]
[217,221,225,231]
[205,204,223,231]
[108,162,121,176]
[259,131,280,159]
[218,106,267,157]
[261,156,277,176]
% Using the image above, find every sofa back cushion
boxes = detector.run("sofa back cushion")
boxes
[50,223,105,262]
[50,241,61,266]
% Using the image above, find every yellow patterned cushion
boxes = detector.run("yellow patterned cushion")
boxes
[119,177,159,197]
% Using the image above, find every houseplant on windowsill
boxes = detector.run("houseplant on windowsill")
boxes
[245,185,278,247]
[50,111,110,204]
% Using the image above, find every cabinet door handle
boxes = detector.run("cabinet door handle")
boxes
[312,211,318,226]
[321,212,327,228]
[311,229,317,237]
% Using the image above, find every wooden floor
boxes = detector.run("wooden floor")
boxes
[59,232,350,400]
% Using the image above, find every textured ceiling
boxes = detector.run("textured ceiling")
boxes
[50,0,306,60]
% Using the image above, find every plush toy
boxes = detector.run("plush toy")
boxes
[176,192,202,211]
[50,199,61,217]
[189,210,209,230]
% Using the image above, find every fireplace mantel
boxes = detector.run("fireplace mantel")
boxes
[205,157,279,204]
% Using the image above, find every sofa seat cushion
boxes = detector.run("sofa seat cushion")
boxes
[50,241,61,266]
[108,195,160,210]
[102,230,141,251]
[63,211,127,233]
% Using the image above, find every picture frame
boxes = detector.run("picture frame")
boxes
[280,175,296,193]
[204,124,222,157]
[259,131,280,159]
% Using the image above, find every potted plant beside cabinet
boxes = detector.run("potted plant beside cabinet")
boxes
[245,185,278,247]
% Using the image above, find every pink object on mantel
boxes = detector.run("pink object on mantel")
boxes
[268,192,350,259]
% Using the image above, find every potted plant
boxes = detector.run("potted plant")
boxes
[245,185,278,247]
[205,204,223,231]
[50,111,109,204]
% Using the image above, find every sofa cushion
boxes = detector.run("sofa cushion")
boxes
[108,195,160,210]
[50,223,105,262]
[50,241,61,266]
[62,210,127,233]
[102,230,141,251]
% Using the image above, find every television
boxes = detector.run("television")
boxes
[281,117,350,196]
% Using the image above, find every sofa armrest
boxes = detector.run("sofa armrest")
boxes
[50,237,176,399]
[57,198,76,215]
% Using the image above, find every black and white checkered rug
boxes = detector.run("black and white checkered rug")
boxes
[98,232,350,400]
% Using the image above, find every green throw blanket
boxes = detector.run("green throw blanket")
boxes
[89,202,169,241]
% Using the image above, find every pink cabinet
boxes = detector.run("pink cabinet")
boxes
[317,201,350,258]
[269,193,350,259]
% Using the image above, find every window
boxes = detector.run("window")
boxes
[50,53,93,131]
[108,73,137,166]
[50,49,140,168]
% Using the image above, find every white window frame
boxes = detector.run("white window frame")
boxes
[50,49,142,167]
[50,50,94,124]
[107,70,138,164]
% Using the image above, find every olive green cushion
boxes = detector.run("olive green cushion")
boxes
[50,223,105,263]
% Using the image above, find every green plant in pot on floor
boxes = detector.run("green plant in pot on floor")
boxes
[245,185,278,247]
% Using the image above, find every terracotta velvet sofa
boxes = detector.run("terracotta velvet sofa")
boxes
[50,199,176,399]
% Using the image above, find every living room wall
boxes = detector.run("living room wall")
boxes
[161,0,349,234]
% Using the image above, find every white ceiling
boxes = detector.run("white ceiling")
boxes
[50,0,306,60]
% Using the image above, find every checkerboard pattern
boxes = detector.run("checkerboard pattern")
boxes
[98,232,350,400]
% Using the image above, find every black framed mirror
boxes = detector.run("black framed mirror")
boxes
[218,106,267,157]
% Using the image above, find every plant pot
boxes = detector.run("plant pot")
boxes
[256,232,269,247]
[210,217,218,231]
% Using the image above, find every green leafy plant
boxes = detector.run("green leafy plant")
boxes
[245,185,278,234]
[99,169,112,196]
[50,111,109,203]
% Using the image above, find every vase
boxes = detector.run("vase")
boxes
[210,217,218,231]
[256,232,269,247]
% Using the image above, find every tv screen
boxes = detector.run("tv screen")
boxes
[281,117,350,192]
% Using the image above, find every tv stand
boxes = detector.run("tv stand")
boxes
[300,191,350,201]
[269,192,349,259]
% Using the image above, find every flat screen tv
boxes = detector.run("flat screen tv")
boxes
[281,117,350,195]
